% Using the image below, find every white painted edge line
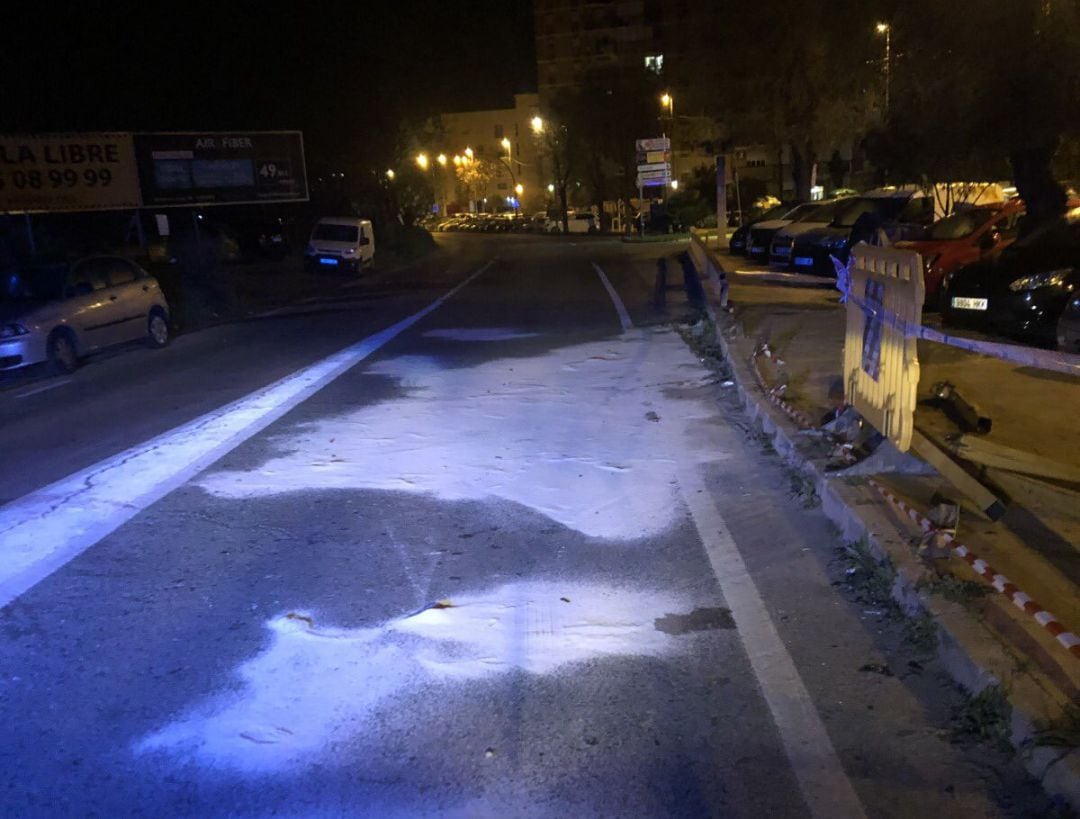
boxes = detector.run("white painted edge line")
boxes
[677,464,866,819]
[0,261,493,610]
[591,262,633,331]
[13,378,72,399]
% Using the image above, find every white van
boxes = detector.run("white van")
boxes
[305,218,374,272]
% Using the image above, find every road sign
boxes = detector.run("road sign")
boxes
[0,133,142,213]
[636,162,670,173]
[635,137,670,153]
[133,131,308,208]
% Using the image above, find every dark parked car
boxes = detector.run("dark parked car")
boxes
[1059,293,1080,352]
[791,191,932,276]
[746,201,838,263]
[942,206,1080,347]
[728,203,794,255]
[769,198,852,268]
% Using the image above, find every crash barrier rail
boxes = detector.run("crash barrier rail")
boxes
[688,231,729,308]
[843,246,925,452]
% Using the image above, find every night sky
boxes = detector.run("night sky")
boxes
[2,1,536,165]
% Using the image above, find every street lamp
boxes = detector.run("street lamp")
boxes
[385,169,395,180]
[876,22,891,117]
[670,180,679,191]
[464,146,474,160]
[416,153,429,171]
[436,153,447,167]
[531,116,544,134]
[660,92,676,182]
[547,183,554,193]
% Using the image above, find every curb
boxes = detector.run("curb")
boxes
[687,249,1080,811]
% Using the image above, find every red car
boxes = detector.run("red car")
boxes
[896,200,1024,308]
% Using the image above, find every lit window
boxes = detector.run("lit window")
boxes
[644,54,664,74]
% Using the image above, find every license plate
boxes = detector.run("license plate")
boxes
[319,257,339,266]
[751,245,764,253]
[951,296,988,311]
[794,256,813,267]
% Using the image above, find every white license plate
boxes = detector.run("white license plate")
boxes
[794,256,813,267]
[319,257,339,266]
[951,297,988,311]
[751,245,765,253]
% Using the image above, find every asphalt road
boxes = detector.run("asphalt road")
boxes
[0,235,1055,817]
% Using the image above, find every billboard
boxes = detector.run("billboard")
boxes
[133,131,308,207]
[0,133,142,213]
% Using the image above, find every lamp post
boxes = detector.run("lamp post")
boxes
[499,136,521,214]
[876,22,891,118]
[660,92,676,188]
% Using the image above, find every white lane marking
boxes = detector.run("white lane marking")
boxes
[592,262,633,331]
[677,465,866,819]
[13,379,71,399]
[0,262,492,610]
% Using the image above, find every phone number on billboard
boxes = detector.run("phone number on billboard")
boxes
[0,167,114,190]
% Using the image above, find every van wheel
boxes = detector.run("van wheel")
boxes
[48,329,79,374]
[147,309,170,348]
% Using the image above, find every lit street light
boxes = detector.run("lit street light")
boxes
[876,22,891,117]
[531,116,544,134]
[436,153,447,167]
[453,155,462,166]
[670,180,679,191]
[515,183,524,196]
[416,153,429,171]
[464,146,474,160]
[385,169,395,180]
[547,183,554,193]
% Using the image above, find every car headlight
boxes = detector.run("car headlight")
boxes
[0,323,28,339]
[1008,268,1071,292]
[343,247,356,255]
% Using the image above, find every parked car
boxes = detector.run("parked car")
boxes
[729,203,794,255]
[942,206,1080,347]
[791,190,931,276]
[1059,293,1080,352]
[304,217,374,272]
[895,200,1024,308]
[748,201,830,263]
[0,256,171,374]
[769,198,853,268]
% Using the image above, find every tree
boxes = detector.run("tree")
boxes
[873,0,1079,230]
[711,0,881,200]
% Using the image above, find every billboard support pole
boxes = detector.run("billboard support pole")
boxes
[24,214,36,257]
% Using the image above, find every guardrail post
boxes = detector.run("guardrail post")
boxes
[654,257,667,308]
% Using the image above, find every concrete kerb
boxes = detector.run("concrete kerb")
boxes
[691,255,1080,810]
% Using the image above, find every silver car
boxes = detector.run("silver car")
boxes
[0,255,171,374]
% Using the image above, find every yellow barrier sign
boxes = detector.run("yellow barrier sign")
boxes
[843,245,924,451]
[0,133,142,213]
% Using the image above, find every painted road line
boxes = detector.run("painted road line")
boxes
[0,261,494,610]
[13,379,72,399]
[592,262,633,331]
[678,464,866,819]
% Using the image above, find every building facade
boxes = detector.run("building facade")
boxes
[434,93,546,213]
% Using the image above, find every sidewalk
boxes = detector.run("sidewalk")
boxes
[682,239,1080,808]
